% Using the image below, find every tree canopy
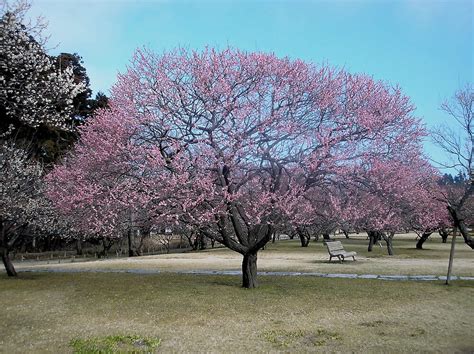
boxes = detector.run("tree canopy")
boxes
[47,47,442,287]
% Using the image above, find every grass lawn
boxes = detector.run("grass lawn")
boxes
[0,272,473,353]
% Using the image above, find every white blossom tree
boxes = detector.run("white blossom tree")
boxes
[0,141,78,276]
[0,142,43,275]
[0,1,84,134]
[0,0,85,276]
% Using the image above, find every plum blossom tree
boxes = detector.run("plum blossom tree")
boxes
[48,47,427,288]
[0,142,41,275]
[46,106,150,247]
[432,84,473,249]
[0,141,75,276]
[327,155,450,254]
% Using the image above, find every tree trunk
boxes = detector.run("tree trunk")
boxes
[439,228,449,243]
[299,235,310,247]
[322,233,331,241]
[367,231,375,252]
[446,228,457,285]
[191,233,207,250]
[76,239,83,256]
[416,232,432,249]
[296,227,310,247]
[381,232,394,255]
[197,233,206,250]
[98,239,113,258]
[242,252,258,289]
[0,218,17,277]
[44,235,51,252]
[447,205,474,249]
[191,235,199,250]
[127,229,140,257]
[1,248,17,277]
[342,229,350,239]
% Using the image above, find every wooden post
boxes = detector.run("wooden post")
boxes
[446,228,457,285]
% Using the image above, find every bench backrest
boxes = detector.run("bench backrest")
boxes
[326,241,344,253]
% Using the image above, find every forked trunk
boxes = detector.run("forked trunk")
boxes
[416,232,432,250]
[439,228,449,244]
[98,239,113,258]
[2,248,17,277]
[296,227,310,247]
[299,235,310,247]
[242,252,258,288]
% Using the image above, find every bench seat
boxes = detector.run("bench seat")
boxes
[325,241,357,262]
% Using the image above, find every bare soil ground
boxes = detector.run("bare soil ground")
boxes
[14,233,474,277]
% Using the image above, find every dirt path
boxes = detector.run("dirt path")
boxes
[18,266,474,281]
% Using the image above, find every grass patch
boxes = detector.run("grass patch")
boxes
[261,328,341,348]
[409,328,426,337]
[359,319,388,327]
[70,334,161,353]
[0,272,473,352]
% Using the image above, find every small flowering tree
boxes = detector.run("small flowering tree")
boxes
[432,84,473,249]
[0,141,74,276]
[326,155,450,254]
[46,106,154,250]
[48,47,428,288]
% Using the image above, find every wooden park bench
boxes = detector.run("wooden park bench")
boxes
[325,241,357,262]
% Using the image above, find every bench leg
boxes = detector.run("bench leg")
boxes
[352,256,356,261]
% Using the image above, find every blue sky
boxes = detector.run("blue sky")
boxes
[29,0,473,169]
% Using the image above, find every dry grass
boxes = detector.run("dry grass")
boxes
[15,233,474,277]
[0,272,473,353]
